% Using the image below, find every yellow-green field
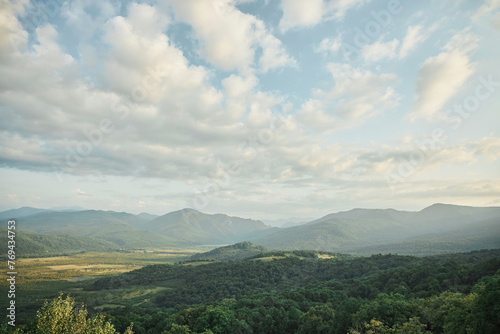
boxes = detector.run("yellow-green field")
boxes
[250,256,287,261]
[1,250,198,284]
[0,250,200,322]
[317,254,336,259]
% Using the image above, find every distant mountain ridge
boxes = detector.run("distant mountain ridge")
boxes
[2,207,273,249]
[14,210,180,249]
[263,217,314,228]
[0,228,120,256]
[1,203,499,256]
[137,212,159,221]
[145,208,271,245]
[0,207,51,220]
[251,204,500,254]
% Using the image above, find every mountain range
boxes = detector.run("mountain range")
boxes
[251,204,500,255]
[1,203,499,256]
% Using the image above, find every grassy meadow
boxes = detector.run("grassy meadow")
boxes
[0,250,198,323]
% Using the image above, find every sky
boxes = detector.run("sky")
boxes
[0,0,499,220]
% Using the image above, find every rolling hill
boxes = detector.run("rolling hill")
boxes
[251,204,500,254]
[2,203,499,255]
[144,208,271,245]
[15,210,181,249]
[0,207,51,220]
[188,241,268,261]
[0,228,120,256]
[351,216,500,256]
[137,212,159,221]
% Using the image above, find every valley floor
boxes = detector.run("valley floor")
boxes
[1,248,499,333]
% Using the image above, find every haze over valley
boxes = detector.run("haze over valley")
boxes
[3,203,499,257]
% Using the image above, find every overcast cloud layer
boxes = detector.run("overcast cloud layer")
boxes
[0,0,499,219]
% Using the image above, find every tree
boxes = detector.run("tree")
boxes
[392,318,430,334]
[163,324,192,334]
[352,293,416,329]
[297,304,336,334]
[418,291,475,333]
[470,274,500,334]
[31,294,132,334]
[351,317,429,334]
[193,306,238,334]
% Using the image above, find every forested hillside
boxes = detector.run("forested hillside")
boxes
[3,248,499,333]
[4,204,499,255]
[252,204,500,254]
[84,249,499,333]
[15,210,181,249]
[145,209,271,245]
[0,228,119,256]
[188,241,268,261]
[0,207,50,220]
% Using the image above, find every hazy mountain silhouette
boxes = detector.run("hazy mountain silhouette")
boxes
[14,210,179,249]
[2,203,498,255]
[0,207,51,220]
[251,204,500,254]
[145,208,271,245]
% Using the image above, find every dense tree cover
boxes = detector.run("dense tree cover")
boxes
[89,250,499,308]
[3,249,499,333]
[100,272,499,334]
[84,249,499,333]
[188,242,267,262]
[297,304,336,334]
[252,204,500,255]
[0,228,119,257]
[11,210,181,250]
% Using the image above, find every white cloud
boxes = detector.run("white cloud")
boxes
[0,1,303,186]
[279,0,367,32]
[0,0,29,59]
[279,0,324,32]
[380,136,500,190]
[399,25,427,58]
[61,0,119,42]
[1,0,499,217]
[473,0,500,21]
[315,35,342,54]
[470,136,500,160]
[0,2,228,179]
[408,30,479,121]
[323,0,369,21]
[361,38,399,62]
[325,63,399,120]
[493,12,500,30]
[360,25,428,62]
[165,0,295,73]
[100,2,239,132]
[258,33,297,72]
[74,188,94,198]
[221,74,258,122]
[295,99,338,132]
[295,64,399,133]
